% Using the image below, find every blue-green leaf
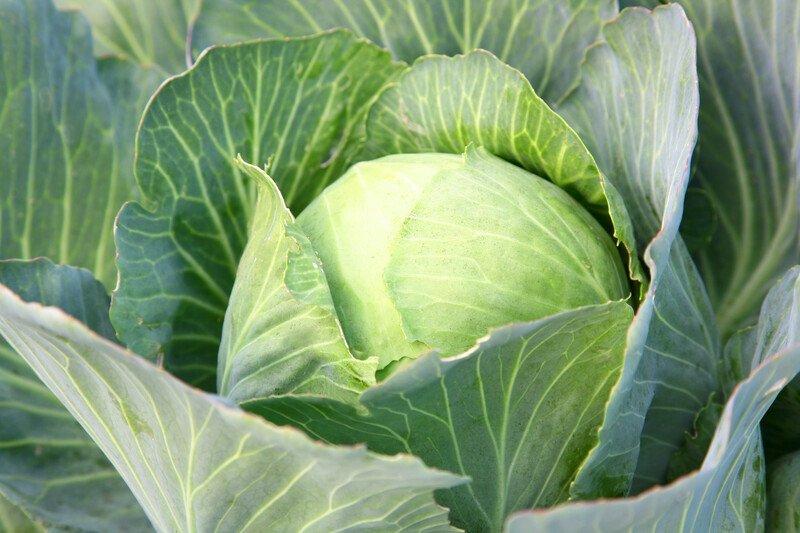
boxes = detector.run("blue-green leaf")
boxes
[508,266,800,531]
[0,281,463,532]
[0,259,150,532]
[758,267,800,459]
[557,4,720,495]
[190,0,617,104]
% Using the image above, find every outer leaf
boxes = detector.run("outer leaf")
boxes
[245,302,633,533]
[721,326,757,393]
[54,0,198,74]
[112,32,404,390]
[559,5,699,242]
[363,50,644,291]
[557,5,720,494]
[680,0,800,336]
[0,496,44,533]
[0,0,155,287]
[758,267,800,458]
[217,159,376,403]
[0,284,463,532]
[508,267,800,532]
[762,383,800,460]
[96,57,163,204]
[0,260,149,531]
[748,266,800,367]
[506,383,766,532]
[766,450,800,532]
[619,0,662,8]
[191,0,617,104]
[665,397,723,482]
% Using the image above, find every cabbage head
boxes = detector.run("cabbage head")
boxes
[297,149,629,373]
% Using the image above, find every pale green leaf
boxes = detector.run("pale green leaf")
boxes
[363,50,644,292]
[217,158,377,403]
[111,32,405,390]
[680,0,800,336]
[0,260,149,532]
[384,147,629,355]
[191,0,617,104]
[0,283,463,532]
[295,152,463,367]
[245,302,632,533]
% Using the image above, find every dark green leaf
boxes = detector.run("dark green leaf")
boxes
[666,397,723,482]
[679,188,718,253]
[767,450,800,532]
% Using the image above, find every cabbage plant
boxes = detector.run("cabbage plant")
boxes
[0,0,798,532]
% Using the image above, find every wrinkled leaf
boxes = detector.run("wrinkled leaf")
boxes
[112,32,404,390]
[363,50,644,292]
[191,0,617,104]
